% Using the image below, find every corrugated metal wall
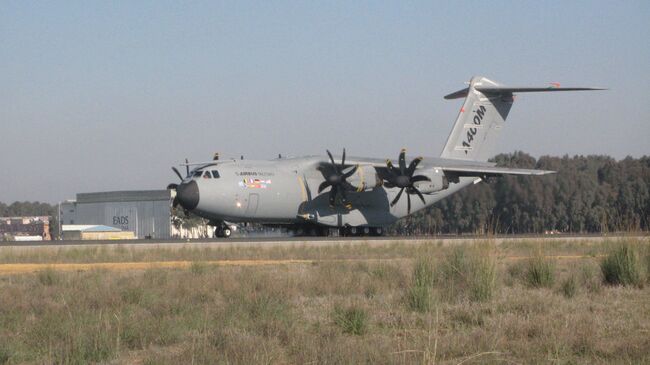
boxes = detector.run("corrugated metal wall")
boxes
[60,191,172,239]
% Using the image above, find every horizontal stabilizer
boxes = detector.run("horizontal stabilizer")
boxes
[441,165,555,177]
[444,85,605,99]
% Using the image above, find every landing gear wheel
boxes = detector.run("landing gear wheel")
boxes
[215,225,232,238]
[371,227,384,236]
[222,227,232,238]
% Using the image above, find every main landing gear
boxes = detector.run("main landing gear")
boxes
[338,226,385,237]
[214,224,232,238]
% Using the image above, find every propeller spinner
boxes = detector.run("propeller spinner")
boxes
[317,149,358,209]
[384,149,431,214]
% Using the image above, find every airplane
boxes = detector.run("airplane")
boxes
[167,76,603,238]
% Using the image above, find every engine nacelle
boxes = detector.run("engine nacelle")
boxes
[413,168,449,194]
[346,165,381,191]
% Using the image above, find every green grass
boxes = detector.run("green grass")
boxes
[560,275,578,298]
[332,305,368,335]
[0,238,649,364]
[601,244,644,287]
[525,253,556,288]
[437,244,497,302]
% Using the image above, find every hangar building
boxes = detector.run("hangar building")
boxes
[60,190,173,239]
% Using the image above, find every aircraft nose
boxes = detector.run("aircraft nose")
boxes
[176,180,200,210]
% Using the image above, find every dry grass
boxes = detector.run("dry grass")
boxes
[0,238,649,364]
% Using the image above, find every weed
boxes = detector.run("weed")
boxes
[437,245,497,302]
[601,244,644,287]
[525,255,555,288]
[560,275,577,298]
[0,345,9,365]
[406,283,431,313]
[333,305,368,335]
[37,268,59,286]
[189,261,207,275]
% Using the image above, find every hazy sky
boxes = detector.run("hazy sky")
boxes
[2,1,649,203]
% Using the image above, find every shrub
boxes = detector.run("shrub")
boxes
[601,244,644,287]
[525,255,555,288]
[332,305,368,335]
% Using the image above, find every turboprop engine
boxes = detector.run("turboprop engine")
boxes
[346,165,381,192]
[412,168,449,194]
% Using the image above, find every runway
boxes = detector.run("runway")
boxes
[0,233,646,250]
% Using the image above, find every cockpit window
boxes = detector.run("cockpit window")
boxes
[203,171,212,179]
[211,170,220,178]
[192,170,202,178]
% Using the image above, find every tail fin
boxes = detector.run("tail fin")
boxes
[440,76,604,161]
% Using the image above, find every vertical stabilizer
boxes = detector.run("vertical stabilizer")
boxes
[440,76,513,161]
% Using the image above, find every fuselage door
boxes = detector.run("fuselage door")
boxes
[245,193,259,216]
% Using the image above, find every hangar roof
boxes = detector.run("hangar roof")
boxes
[76,190,171,204]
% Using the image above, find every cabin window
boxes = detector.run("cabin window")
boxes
[212,170,220,178]
[203,171,212,179]
[192,170,202,178]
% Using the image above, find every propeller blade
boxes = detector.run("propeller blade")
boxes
[411,175,431,183]
[167,183,178,190]
[390,188,405,207]
[398,149,406,175]
[341,148,346,166]
[386,159,398,176]
[341,181,356,192]
[414,188,426,205]
[318,181,331,193]
[326,150,339,174]
[407,157,423,176]
[341,165,358,179]
[407,193,411,214]
[184,158,190,177]
[172,167,183,181]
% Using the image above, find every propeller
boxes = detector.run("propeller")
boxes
[167,159,189,208]
[317,149,358,208]
[384,149,431,214]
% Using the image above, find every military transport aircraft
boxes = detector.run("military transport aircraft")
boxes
[167,76,603,237]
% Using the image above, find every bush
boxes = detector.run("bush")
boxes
[601,244,644,287]
[333,305,368,335]
[525,255,555,288]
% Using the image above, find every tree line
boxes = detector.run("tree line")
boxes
[1,152,648,236]
[391,152,650,234]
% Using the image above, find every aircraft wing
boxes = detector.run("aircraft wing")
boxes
[342,156,554,177]
[439,165,555,177]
